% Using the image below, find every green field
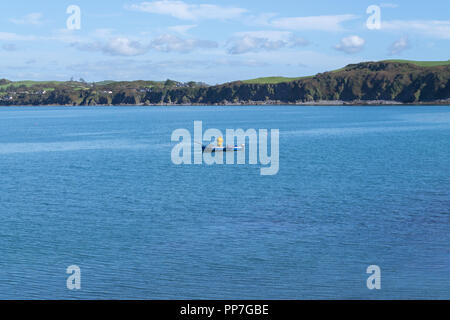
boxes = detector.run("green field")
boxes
[381,59,450,67]
[241,60,450,84]
[0,80,63,90]
[95,80,116,85]
[242,76,312,84]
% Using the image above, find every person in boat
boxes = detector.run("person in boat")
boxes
[217,136,224,147]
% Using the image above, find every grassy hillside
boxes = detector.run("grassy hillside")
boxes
[242,76,312,84]
[0,80,63,89]
[95,80,116,85]
[195,61,450,104]
[0,60,449,105]
[381,60,450,67]
[242,60,450,84]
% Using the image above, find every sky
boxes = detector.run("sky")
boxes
[0,0,449,84]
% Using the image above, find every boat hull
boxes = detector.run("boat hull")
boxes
[202,145,244,153]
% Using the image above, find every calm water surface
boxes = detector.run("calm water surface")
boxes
[0,106,449,299]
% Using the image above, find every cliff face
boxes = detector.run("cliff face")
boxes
[175,62,449,104]
[299,62,450,103]
[1,62,449,106]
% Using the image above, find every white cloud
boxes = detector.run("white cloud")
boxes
[234,31,292,41]
[334,35,365,54]
[380,3,399,8]
[246,13,278,27]
[168,24,197,35]
[127,1,246,21]
[382,20,450,39]
[270,14,357,32]
[92,29,115,38]
[388,36,410,55]
[105,38,148,56]
[68,27,217,55]
[228,36,285,54]
[0,29,81,44]
[0,32,36,41]
[74,37,149,56]
[228,31,309,54]
[290,36,310,47]
[150,34,218,52]
[2,44,18,51]
[50,29,85,43]
[10,13,44,25]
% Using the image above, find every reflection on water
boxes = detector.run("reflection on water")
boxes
[0,140,149,154]
[282,124,449,137]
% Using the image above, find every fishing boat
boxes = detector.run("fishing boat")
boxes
[202,144,245,153]
[200,136,244,153]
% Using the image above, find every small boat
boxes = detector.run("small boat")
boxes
[198,136,244,153]
[202,144,244,153]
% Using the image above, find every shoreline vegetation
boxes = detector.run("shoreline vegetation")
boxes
[2,100,449,107]
[1,60,449,107]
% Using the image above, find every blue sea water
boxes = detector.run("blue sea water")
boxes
[0,106,448,300]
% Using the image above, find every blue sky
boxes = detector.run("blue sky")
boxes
[0,0,449,83]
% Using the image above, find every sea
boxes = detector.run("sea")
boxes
[0,105,448,299]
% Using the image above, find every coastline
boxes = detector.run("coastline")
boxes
[2,62,449,108]
[1,99,449,107]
